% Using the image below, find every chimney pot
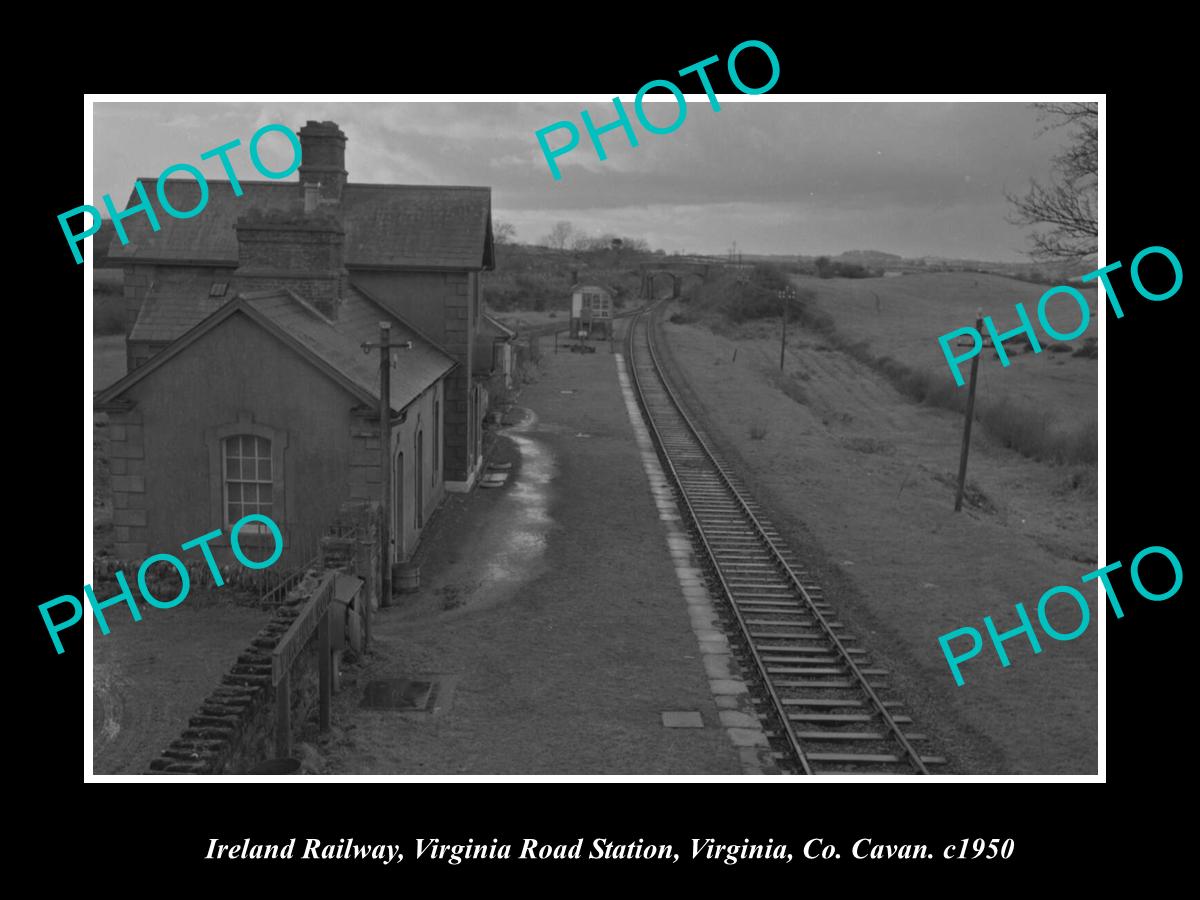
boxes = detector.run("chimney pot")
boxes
[298,121,348,202]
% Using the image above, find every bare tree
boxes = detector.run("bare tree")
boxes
[1006,103,1097,260]
[493,219,517,245]
[570,230,597,252]
[543,221,574,250]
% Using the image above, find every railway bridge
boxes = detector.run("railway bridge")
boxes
[638,258,720,299]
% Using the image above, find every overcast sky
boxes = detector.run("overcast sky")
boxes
[92,100,1082,261]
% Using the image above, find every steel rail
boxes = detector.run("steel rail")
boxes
[625,305,812,773]
[629,303,930,775]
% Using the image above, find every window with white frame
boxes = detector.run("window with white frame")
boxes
[223,434,273,532]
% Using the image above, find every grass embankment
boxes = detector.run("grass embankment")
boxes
[674,265,1098,467]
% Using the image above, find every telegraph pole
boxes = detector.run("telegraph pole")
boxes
[777,286,794,371]
[362,322,412,610]
[378,322,392,609]
[954,313,989,512]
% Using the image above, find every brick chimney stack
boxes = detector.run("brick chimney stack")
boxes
[232,209,348,320]
[298,121,348,202]
[304,181,321,213]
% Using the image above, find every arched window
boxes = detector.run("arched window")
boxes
[223,434,273,532]
[205,414,288,546]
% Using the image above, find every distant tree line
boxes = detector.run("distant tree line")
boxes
[813,256,879,279]
[540,220,650,253]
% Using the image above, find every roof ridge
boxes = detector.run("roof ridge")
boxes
[240,287,340,327]
[347,280,458,364]
[97,299,375,409]
[111,180,494,270]
[344,183,492,192]
[145,178,490,192]
[137,177,296,186]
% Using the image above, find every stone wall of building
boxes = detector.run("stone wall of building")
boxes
[349,269,481,489]
[105,405,148,561]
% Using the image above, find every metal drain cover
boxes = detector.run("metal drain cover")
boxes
[360,678,435,711]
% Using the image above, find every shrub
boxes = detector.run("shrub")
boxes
[749,423,768,440]
[723,291,784,324]
[817,340,1095,465]
[814,257,877,279]
[715,266,820,326]
[1055,415,1097,464]
[976,397,1096,465]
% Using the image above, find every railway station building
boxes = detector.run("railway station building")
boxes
[96,120,496,571]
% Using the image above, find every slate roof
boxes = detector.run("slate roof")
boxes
[129,270,231,343]
[481,314,517,339]
[107,180,494,271]
[98,286,457,413]
[247,286,455,410]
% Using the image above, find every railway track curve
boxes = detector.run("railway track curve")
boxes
[625,303,947,775]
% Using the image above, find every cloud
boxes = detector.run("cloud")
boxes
[91,99,1083,260]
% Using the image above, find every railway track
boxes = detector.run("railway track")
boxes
[625,305,946,775]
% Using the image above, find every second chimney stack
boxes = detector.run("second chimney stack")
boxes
[298,120,348,203]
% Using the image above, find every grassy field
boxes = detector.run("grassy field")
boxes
[791,272,1098,464]
[677,268,1099,466]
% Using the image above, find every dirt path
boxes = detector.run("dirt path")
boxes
[655,316,1098,774]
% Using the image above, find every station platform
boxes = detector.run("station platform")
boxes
[324,342,749,775]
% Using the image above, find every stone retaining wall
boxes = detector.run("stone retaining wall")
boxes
[146,501,380,775]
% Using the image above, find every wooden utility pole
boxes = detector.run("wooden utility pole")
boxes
[778,286,794,371]
[362,323,412,609]
[954,314,988,512]
[378,321,393,608]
